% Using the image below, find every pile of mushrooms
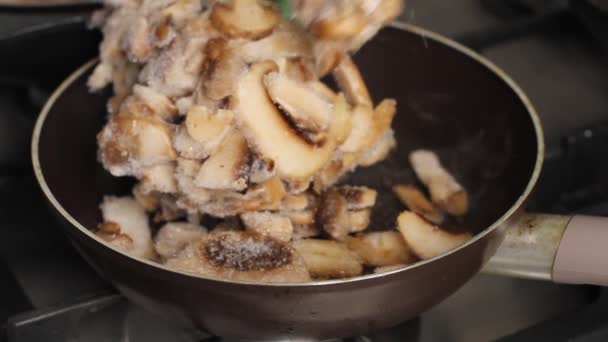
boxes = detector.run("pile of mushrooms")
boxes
[90,0,472,283]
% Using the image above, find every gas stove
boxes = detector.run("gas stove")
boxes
[2,0,608,341]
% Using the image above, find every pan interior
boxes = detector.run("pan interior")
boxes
[35,25,539,271]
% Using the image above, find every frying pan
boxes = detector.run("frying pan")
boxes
[30,23,608,340]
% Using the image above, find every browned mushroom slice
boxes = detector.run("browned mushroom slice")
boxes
[293,239,363,279]
[99,196,155,259]
[332,56,372,107]
[155,194,187,222]
[154,222,208,259]
[201,38,247,101]
[165,231,310,283]
[337,185,377,209]
[264,71,332,134]
[249,156,276,184]
[141,163,177,193]
[346,231,416,266]
[397,211,472,260]
[240,211,293,242]
[214,217,243,232]
[316,187,350,240]
[292,224,321,240]
[232,61,340,180]
[96,221,135,254]
[210,0,280,39]
[409,150,469,216]
[132,85,177,121]
[152,16,176,48]
[312,2,367,40]
[132,183,161,212]
[277,57,317,82]
[393,184,444,225]
[98,114,177,177]
[194,130,250,191]
[358,128,396,167]
[240,25,313,64]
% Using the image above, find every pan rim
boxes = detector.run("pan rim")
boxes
[31,22,544,287]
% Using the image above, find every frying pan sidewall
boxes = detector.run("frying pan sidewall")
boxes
[31,24,543,286]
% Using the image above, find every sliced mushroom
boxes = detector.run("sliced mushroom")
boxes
[165,231,311,283]
[284,178,313,194]
[358,128,396,167]
[132,183,161,212]
[393,184,444,225]
[154,222,208,259]
[123,17,154,63]
[98,114,177,177]
[141,163,177,193]
[346,231,416,266]
[286,210,316,226]
[280,193,314,212]
[185,106,233,145]
[313,40,346,77]
[152,16,176,48]
[292,224,321,240]
[155,194,187,223]
[232,61,340,180]
[312,2,367,40]
[337,185,377,210]
[248,156,276,184]
[240,24,313,64]
[397,211,472,260]
[99,196,155,259]
[132,84,178,122]
[160,0,204,28]
[332,56,372,107]
[139,36,207,98]
[316,187,349,240]
[201,38,247,101]
[293,239,363,279]
[339,104,374,153]
[240,211,293,242]
[316,187,373,240]
[210,0,280,39]
[409,150,469,216]
[277,57,317,82]
[264,71,332,134]
[308,80,337,102]
[346,209,372,233]
[194,130,250,191]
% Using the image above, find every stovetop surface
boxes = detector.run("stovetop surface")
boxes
[2,0,608,341]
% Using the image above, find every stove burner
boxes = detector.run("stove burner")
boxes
[2,292,421,342]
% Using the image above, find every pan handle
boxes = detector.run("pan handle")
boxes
[482,213,608,286]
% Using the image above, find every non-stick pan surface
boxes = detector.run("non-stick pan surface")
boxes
[32,23,542,340]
